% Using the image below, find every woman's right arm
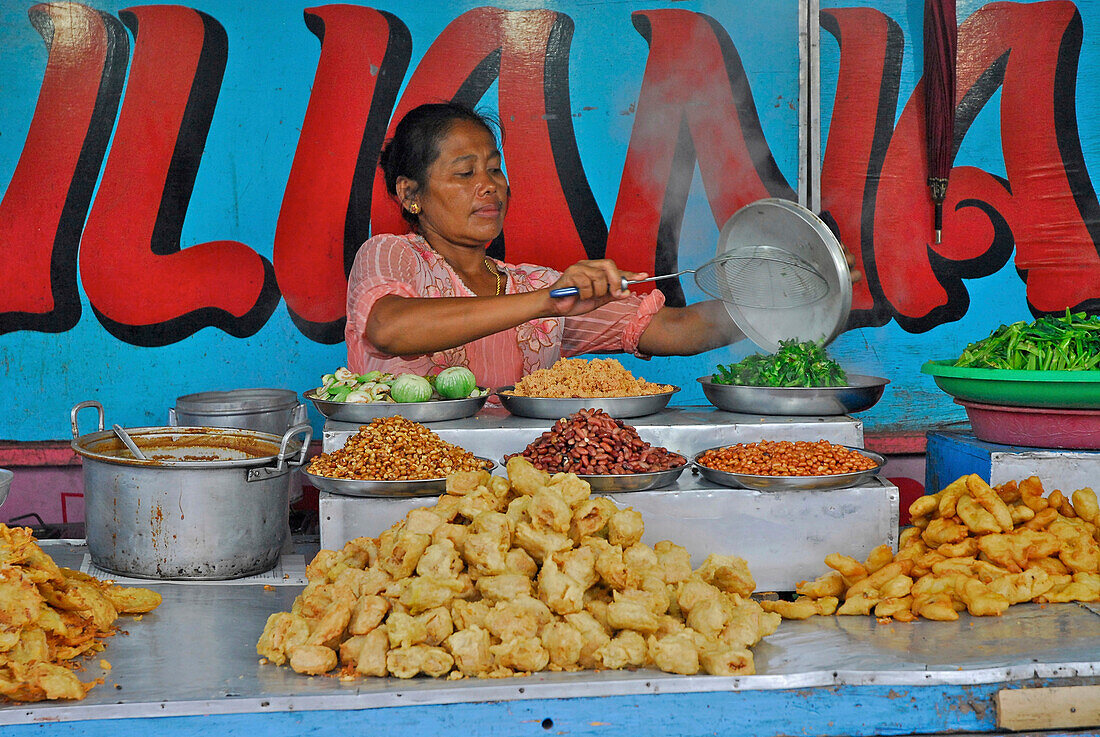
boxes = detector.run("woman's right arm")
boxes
[363,258,645,357]
[366,293,546,355]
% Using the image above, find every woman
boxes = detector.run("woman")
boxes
[346,102,744,388]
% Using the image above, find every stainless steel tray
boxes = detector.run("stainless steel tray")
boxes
[303,458,495,497]
[497,386,680,419]
[305,390,488,423]
[697,374,888,415]
[502,456,688,492]
[577,463,688,492]
[692,445,885,490]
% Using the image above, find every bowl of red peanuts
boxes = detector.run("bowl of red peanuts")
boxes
[505,408,688,492]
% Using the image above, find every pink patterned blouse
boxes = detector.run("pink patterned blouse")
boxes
[345,233,665,389]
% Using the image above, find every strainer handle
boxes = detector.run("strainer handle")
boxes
[549,270,691,299]
[550,279,627,299]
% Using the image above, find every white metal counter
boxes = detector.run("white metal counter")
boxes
[3,542,1098,732]
[317,405,890,591]
[319,473,899,592]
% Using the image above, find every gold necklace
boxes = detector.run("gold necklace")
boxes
[484,257,503,297]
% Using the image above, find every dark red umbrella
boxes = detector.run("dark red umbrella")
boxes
[924,0,957,244]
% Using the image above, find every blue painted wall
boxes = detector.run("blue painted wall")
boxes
[1,0,1097,441]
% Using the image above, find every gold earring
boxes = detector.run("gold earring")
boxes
[408,203,421,215]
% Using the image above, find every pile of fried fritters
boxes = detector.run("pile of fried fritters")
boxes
[767,474,1100,621]
[259,457,778,679]
[0,524,161,701]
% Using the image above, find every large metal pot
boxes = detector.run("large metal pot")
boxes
[70,401,312,580]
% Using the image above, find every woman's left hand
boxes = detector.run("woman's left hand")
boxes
[543,259,645,316]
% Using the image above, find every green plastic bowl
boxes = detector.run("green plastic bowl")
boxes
[920,360,1100,408]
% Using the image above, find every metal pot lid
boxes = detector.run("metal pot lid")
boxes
[716,198,851,351]
[175,388,299,416]
[71,426,288,468]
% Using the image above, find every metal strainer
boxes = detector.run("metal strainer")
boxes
[549,198,852,350]
[548,245,829,309]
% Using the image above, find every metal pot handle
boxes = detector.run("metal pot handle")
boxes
[248,423,312,483]
[70,401,105,439]
[278,423,313,468]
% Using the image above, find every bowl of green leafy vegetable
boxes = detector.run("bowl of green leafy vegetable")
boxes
[921,310,1100,409]
[948,310,1100,371]
[699,340,889,415]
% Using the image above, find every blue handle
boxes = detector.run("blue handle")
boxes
[550,276,630,299]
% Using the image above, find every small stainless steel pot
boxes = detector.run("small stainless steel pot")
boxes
[168,388,309,504]
[169,388,306,437]
[70,401,312,580]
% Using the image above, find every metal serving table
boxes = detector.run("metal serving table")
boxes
[4,542,1099,736]
[318,406,892,591]
[319,474,899,593]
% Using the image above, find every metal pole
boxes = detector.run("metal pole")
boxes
[798,0,822,213]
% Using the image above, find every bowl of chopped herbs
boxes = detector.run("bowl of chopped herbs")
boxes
[699,340,888,415]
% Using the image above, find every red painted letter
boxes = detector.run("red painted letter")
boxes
[819,8,903,325]
[609,10,795,305]
[872,1,1100,328]
[80,5,279,346]
[272,6,410,343]
[0,3,127,335]
[370,8,601,271]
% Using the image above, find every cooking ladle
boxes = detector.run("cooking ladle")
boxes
[112,424,149,461]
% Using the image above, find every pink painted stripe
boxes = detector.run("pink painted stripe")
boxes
[0,443,81,467]
[863,432,927,455]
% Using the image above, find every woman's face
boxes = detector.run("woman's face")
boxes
[405,119,509,251]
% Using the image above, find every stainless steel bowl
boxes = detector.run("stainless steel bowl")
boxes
[497,386,680,419]
[305,390,488,423]
[303,458,495,498]
[501,456,688,492]
[0,468,11,507]
[692,446,885,490]
[697,374,888,415]
[577,464,688,492]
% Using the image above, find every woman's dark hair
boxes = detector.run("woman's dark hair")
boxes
[378,102,502,226]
